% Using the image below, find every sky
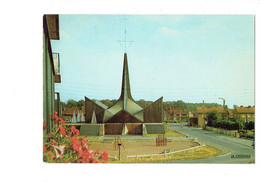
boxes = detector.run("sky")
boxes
[51,15,254,108]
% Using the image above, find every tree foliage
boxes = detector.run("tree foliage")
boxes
[66,99,78,108]
[60,99,221,112]
[77,99,85,108]
[206,110,221,126]
[100,99,114,108]
[244,121,254,130]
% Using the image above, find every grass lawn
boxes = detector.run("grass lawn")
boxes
[82,127,185,140]
[108,145,222,163]
[144,128,185,138]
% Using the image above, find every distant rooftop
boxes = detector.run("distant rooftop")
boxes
[197,106,225,114]
[234,106,255,114]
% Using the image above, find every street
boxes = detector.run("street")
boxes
[166,124,255,163]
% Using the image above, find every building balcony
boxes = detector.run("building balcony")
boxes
[53,53,61,83]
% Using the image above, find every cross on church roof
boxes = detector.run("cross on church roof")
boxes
[118,18,133,53]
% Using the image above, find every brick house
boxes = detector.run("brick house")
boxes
[163,108,192,121]
[233,106,255,122]
[62,107,85,122]
[227,109,235,121]
[196,106,226,127]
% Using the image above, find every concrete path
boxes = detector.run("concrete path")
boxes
[165,124,255,164]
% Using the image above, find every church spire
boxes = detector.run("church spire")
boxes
[119,53,134,109]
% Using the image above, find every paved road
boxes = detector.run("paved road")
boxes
[166,124,255,164]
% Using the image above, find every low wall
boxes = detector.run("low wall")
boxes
[79,124,103,136]
[145,123,165,134]
[205,126,240,137]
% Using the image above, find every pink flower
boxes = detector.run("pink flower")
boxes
[43,121,47,131]
[71,126,80,137]
[49,154,55,159]
[51,140,56,146]
[59,117,65,124]
[59,125,66,136]
[101,151,109,162]
[71,137,80,152]
[43,144,47,152]
[80,137,88,150]
[51,113,59,124]
[51,145,65,159]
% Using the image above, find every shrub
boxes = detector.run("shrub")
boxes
[245,121,255,130]
[245,133,255,139]
[206,111,221,126]
[211,120,239,130]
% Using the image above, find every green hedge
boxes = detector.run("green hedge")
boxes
[245,121,254,130]
[210,120,240,130]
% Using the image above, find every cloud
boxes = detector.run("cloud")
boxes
[158,26,182,37]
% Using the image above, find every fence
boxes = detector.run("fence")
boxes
[205,126,239,137]
[126,144,205,159]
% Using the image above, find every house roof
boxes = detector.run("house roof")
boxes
[234,106,255,114]
[197,106,225,114]
[46,15,59,40]
[227,109,235,116]
[62,107,85,116]
[164,108,182,115]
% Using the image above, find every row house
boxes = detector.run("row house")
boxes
[163,108,193,121]
[62,101,107,122]
[197,106,255,127]
[62,107,85,122]
[233,106,255,122]
[196,106,226,127]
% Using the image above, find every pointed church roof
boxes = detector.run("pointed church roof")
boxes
[103,53,143,122]
[119,53,134,103]
[84,53,163,125]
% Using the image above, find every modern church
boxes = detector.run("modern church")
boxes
[68,53,165,136]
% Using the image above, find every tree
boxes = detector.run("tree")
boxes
[245,121,254,130]
[137,99,147,108]
[100,99,113,107]
[66,99,77,108]
[77,99,85,108]
[111,99,117,104]
[60,101,66,108]
[206,110,221,126]
[175,100,186,110]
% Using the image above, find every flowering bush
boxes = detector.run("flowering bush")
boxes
[43,112,109,163]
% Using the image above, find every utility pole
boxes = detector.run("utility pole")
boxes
[202,100,205,127]
[218,97,226,120]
